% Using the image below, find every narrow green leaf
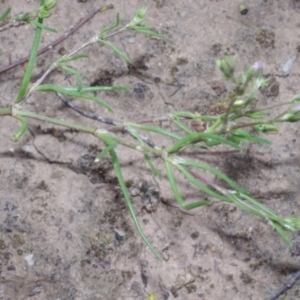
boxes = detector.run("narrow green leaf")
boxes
[248,135,271,144]
[95,142,117,162]
[203,133,241,149]
[127,25,165,39]
[253,124,279,134]
[28,20,58,33]
[245,111,269,120]
[230,129,253,139]
[181,160,248,194]
[16,12,31,22]
[173,118,193,135]
[109,148,163,261]
[129,123,182,141]
[270,222,291,247]
[227,193,266,218]
[99,13,120,39]
[239,193,300,240]
[57,54,89,63]
[239,193,281,220]
[16,13,44,103]
[243,96,256,107]
[229,192,294,247]
[125,126,145,145]
[11,115,28,142]
[231,129,271,144]
[165,161,186,208]
[144,153,162,179]
[167,132,241,153]
[33,84,113,112]
[172,111,217,121]
[183,201,212,210]
[60,65,83,91]
[62,86,130,93]
[176,164,227,202]
[99,39,131,64]
[0,7,11,22]
[166,161,211,209]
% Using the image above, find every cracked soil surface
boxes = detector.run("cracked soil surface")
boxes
[1,1,300,299]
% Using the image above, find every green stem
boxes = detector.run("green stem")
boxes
[12,115,28,142]
[17,109,95,134]
[205,117,223,133]
[109,148,164,261]
[0,107,12,116]
[228,120,274,131]
[16,0,45,103]
[246,101,290,114]
[16,108,163,156]
[222,96,237,130]
[96,129,163,156]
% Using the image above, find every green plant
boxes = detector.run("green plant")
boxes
[1,1,300,261]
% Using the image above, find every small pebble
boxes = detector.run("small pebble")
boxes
[190,231,199,240]
[128,37,135,44]
[210,246,217,253]
[25,253,34,266]
[238,5,249,15]
[282,56,297,73]
[29,286,42,297]
[65,232,72,240]
[21,145,33,154]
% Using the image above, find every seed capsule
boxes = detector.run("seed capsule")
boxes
[239,5,249,15]
[58,47,67,56]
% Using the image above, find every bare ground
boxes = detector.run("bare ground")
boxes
[0,0,300,299]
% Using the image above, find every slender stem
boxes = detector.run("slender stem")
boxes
[105,27,126,39]
[246,101,290,114]
[221,93,237,132]
[109,148,164,261]
[0,4,114,75]
[205,117,223,133]
[25,65,56,101]
[66,36,99,58]
[62,25,126,59]
[15,108,163,156]
[17,109,95,134]
[23,14,130,104]
[95,129,162,155]
[189,169,230,199]
[16,0,44,103]
[0,107,12,116]
[12,115,28,142]
[228,120,273,131]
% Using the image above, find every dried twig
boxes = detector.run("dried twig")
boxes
[56,93,157,148]
[0,4,114,75]
[268,270,300,300]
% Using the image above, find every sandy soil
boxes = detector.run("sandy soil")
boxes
[0,0,300,299]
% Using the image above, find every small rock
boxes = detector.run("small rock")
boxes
[29,286,42,297]
[24,253,34,266]
[128,37,135,44]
